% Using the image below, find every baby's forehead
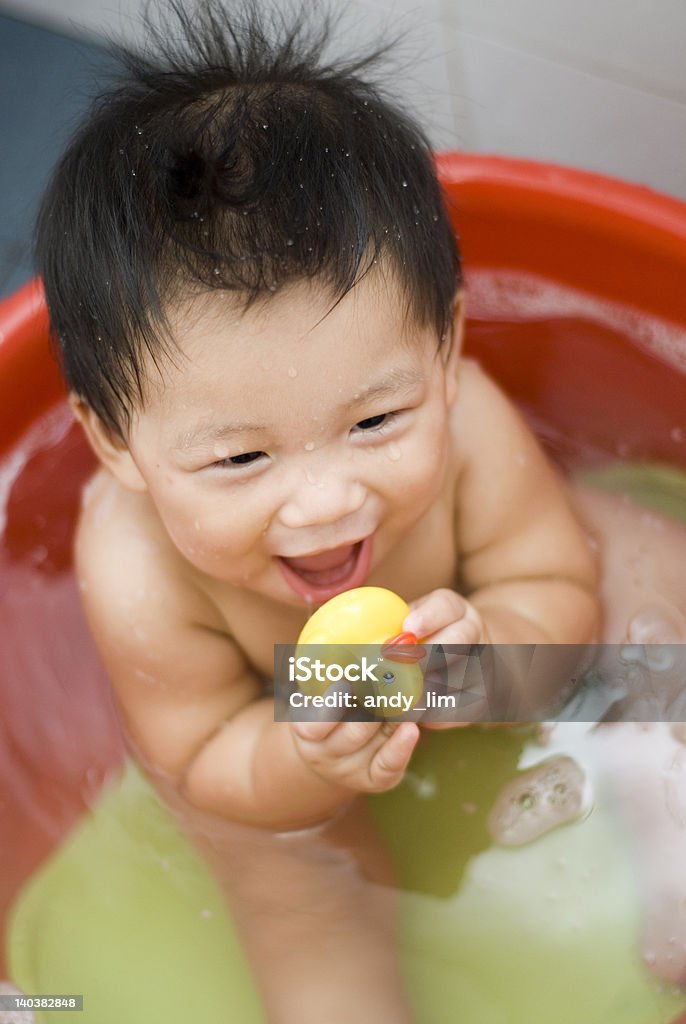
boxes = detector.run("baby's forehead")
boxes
[161,271,420,357]
[137,275,436,416]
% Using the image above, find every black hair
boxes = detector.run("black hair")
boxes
[35,0,462,440]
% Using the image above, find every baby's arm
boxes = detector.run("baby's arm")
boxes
[406,361,600,718]
[442,359,598,642]
[75,516,417,831]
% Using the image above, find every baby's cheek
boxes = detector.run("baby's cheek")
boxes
[399,441,447,505]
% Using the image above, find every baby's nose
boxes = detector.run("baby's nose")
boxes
[277,471,366,529]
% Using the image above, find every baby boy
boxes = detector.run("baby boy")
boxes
[35,1,686,1018]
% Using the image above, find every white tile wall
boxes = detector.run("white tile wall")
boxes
[2,0,685,198]
[451,30,686,197]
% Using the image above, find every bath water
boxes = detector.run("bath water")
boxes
[1,271,686,1022]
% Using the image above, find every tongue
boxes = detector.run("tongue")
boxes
[283,544,357,573]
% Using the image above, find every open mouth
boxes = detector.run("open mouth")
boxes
[277,535,373,602]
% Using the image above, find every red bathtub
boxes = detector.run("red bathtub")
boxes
[1,153,686,978]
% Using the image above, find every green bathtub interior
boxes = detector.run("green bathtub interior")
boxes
[7,463,686,1024]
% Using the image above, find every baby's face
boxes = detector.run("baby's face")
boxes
[125,273,460,608]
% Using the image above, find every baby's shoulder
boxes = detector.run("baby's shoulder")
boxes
[74,468,224,635]
[451,356,508,423]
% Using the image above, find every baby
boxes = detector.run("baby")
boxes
[34,0,686,1017]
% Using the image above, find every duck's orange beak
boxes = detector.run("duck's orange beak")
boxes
[381,632,426,663]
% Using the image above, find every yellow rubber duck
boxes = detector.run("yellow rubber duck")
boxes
[296,586,425,718]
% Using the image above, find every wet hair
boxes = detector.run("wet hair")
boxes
[35,0,462,440]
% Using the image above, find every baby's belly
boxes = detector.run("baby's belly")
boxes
[566,482,686,644]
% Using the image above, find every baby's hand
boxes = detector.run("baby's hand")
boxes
[403,588,490,730]
[403,588,488,646]
[290,717,420,794]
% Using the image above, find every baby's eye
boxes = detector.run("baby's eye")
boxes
[354,413,390,432]
[214,450,265,468]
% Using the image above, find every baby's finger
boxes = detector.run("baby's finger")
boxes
[320,719,386,757]
[366,722,420,789]
[291,719,339,743]
[288,678,351,728]
[425,618,482,648]
[403,589,469,639]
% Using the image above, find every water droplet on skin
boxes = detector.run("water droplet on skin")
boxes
[387,442,402,462]
[304,441,315,451]
[287,366,297,378]
[193,519,201,532]
[305,470,317,485]
[515,452,527,466]
[213,444,230,459]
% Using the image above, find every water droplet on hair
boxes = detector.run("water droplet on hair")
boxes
[401,180,408,188]
[286,238,294,247]
[262,123,269,129]
[671,426,684,443]
[432,213,439,222]
[213,267,221,276]
[304,441,315,451]
[118,148,124,154]
[287,366,297,378]
[387,442,402,462]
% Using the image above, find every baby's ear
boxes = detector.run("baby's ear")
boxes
[442,291,465,404]
[69,393,147,493]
